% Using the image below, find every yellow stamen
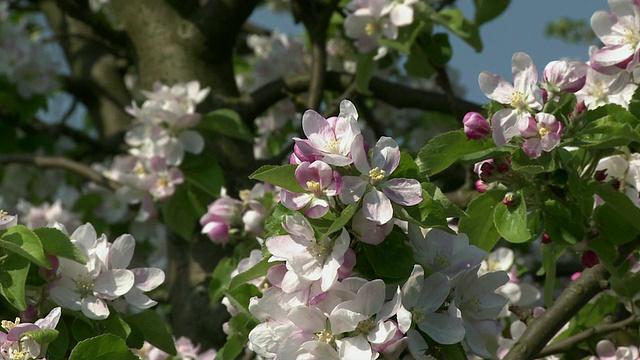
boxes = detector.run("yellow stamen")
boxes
[306,180,322,195]
[539,127,549,137]
[1,318,20,331]
[369,167,386,183]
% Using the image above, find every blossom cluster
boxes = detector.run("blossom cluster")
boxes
[101,81,209,220]
[200,183,278,244]
[0,2,58,98]
[49,223,165,320]
[0,307,61,360]
[134,337,217,360]
[220,100,511,358]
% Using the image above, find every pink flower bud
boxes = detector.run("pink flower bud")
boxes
[475,179,489,193]
[575,101,586,114]
[541,233,552,244]
[581,250,599,268]
[463,112,490,140]
[542,60,588,93]
[502,192,516,206]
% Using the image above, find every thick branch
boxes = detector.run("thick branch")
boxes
[232,71,482,122]
[503,264,611,360]
[538,314,640,357]
[0,154,118,191]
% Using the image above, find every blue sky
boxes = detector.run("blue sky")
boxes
[251,0,607,104]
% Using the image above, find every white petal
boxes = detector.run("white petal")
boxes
[109,234,135,269]
[81,296,109,320]
[93,269,135,297]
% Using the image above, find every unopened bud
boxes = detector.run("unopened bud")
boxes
[541,233,552,244]
[475,179,489,193]
[497,162,509,174]
[575,101,586,114]
[594,169,607,182]
[541,88,548,104]
[502,192,516,206]
[581,250,600,268]
[463,112,490,140]
[613,179,621,190]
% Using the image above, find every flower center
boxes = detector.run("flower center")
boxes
[1,318,20,331]
[364,23,377,36]
[538,127,549,137]
[510,91,527,109]
[309,242,328,260]
[314,329,334,344]
[306,180,323,196]
[157,174,170,189]
[412,307,427,324]
[356,318,375,334]
[624,29,640,48]
[369,167,386,184]
[324,139,341,154]
[76,275,95,297]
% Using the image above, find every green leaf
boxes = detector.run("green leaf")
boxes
[48,318,69,359]
[160,184,202,241]
[98,312,131,340]
[423,182,464,218]
[124,310,176,356]
[404,41,435,79]
[458,190,506,251]
[0,252,30,310]
[225,283,261,315]
[593,203,638,245]
[228,257,278,292]
[541,200,585,245]
[34,227,86,264]
[22,329,59,345]
[69,334,138,360]
[355,53,376,95]
[493,192,532,243]
[416,130,494,177]
[595,184,640,232]
[0,225,50,269]
[249,165,305,193]
[391,152,423,181]
[72,318,97,342]
[392,191,448,229]
[181,153,224,197]
[361,227,414,284]
[429,9,482,51]
[577,115,640,148]
[510,148,556,174]
[209,257,235,304]
[459,146,511,164]
[200,109,254,143]
[474,0,511,25]
[215,333,245,360]
[421,33,452,67]
[324,203,357,237]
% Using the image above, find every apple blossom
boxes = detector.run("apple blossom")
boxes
[463,111,490,140]
[0,307,61,360]
[542,60,588,94]
[590,0,640,72]
[518,112,563,158]
[339,134,423,224]
[478,52,544,146]
[575,67,637,109]
[281,160,343,218]
[588,340,640,360]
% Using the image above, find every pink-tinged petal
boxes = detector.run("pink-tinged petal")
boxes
[293,139,324,160]
[131,267,165,291]
[109,234,135,269]
[148,156,168,173]
[49,277,82,311]
[591,10,620,39]
[326,170,343,196]
[478,71,515,104]
[351,134,371,174]
[518,115,538,138]
[288,306,327,333]
[536,112,559,130]
[522,138,543,158]
[592,44,635,66]
[124,288,157,309]
[352,210,392,245]
[283,214,315,239]
[390,4,413,26]
[94,269,135,297]
[512,52,538,95]
[34,307,62,330]
[491,109,518,146]
[81,296,109,320]
[339,176,367,204]
[8,324,40,341]
[266,235,308,261]
[338,335,372,360]
[313,161,334,189]
[321,153,354,166]
[541,133,561,152]
[363,188,393,225]
[301,341,340,359]
[306,198,330,219]
[372,137,400,175]
[294,162,315,189]
[367,321,396,345]
[303,110,333,147]
[70,223,97,251]
[417,312,465,345]
[382,178,423,206]
[280,190,312,210]
[201,221,229,243]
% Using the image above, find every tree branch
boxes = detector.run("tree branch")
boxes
[503,264,611,360]
[538,314,640,357]
[0,154,118,191]
[231,71,482,123]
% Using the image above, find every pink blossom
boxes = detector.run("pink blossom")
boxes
[542,60,588,94]
[281,160,343,218]
[519,112,563,158]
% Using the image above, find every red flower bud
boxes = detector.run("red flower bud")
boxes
[594,169,607,182]
[475,179,489,193]
[541,233,552,244]
[502,192,516,206]
[581,250,599,268]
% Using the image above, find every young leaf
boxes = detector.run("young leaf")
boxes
[416,130,493,177]
[429,9,483,51]
[0,252,30,310]
[199,109,254,143]
[324,203,357,237]
[209,257,235,304]
[361,227,414,284]
[69,333,138,360]
[474,0,511,25]
[228,257,279,292]
[458,190,506,251]
[249,165,305,193]
[0,225,50,269]
[493,192,532,243]
[21,329,59,345]
[34,227,86,264]
[181,153,224,197]
[124,310,177,356]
